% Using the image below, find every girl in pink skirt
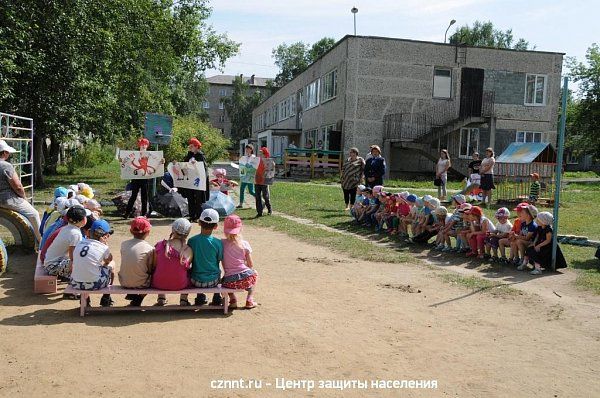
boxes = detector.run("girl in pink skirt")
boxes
[221,215,258,309]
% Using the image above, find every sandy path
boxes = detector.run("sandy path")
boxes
[1,222,599,398]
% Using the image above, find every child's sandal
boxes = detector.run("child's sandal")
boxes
[229,300,238,309]
[180,299,191,307]
[154,298,168,306]
[245,299,257,309]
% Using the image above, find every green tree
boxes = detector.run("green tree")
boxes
[223,77,264,142]
[272,37,336,87]
[0,0,239,186]
[163,115,231,165]
[566,44,600,157]
[449,21,532,50]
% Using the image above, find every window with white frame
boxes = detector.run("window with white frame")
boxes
[321,70,337,102]
[202,101,210,109]
[516,131,543,143]
[524,74,547,106]
[433,68,452,98]
[219,88,227,96]
[272,105,278,124]
[290,95,296,116]
[219,115,225,122]
[459,128,479,158]
[219,101,224,110]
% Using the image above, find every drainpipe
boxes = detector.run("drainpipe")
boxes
[383,140,391,179]
[489,116,496,150]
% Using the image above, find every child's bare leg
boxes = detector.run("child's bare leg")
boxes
[228,292,237,302]
[246,286,255,303]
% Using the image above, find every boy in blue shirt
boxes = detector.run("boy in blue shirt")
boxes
[187,208,224,306]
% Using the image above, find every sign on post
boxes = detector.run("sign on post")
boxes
[168,161,207,191]
[144,113,173,145]
[119,150,165,179]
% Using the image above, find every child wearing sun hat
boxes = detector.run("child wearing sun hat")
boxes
[221,215,258,309]
[485,207,513,262]
[210,168,238,196]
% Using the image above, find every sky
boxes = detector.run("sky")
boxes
[204,0,598,92]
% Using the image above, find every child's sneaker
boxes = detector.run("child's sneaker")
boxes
[210,294,223,306]
[180,298,191,306]
[442,246,453,252]
[516,263,528,271]
[499,257,509,264]
[483,253,492,260]
[491,256,499,263]
[100,294,114,307]
[530,268,542,275]
[194,294,207,306]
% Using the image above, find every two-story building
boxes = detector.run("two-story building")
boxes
[205,74,271,138]
[251,35,564,177]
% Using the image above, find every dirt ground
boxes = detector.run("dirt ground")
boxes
[1,220,599,398]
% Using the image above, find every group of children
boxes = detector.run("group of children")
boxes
[350,184,561,274]
[40,182,257,308]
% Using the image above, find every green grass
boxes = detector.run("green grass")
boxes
[310,177,463,190]
[36,160,123,203]
[437,273,520,295]
[563,171,600,179]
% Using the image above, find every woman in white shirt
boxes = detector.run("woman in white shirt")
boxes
[479,147,496,205]
[435,149,451,200]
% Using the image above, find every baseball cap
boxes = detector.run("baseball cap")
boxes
[465,206,483,217]
[373,185,383,194]
[423,195,433,203]
[406,194,417,203]
[54,187,68,198]
[495,207,510,218]
[513,202,529,211]
[200,208,219,224]
[66,206,88,223]
[55,197,69,213]
[172,218,192,236]
[0,140,17,153]
[130,217,151,234]
[452,194,466,205]
[357,184,366,191]
[91,219,114,235]
[428,197,440,208]
[224,215,243,234]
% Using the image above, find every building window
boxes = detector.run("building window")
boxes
[219,101,224,110]
[524,74,547,106]
[290,95,296,116]
[219,115,225,122]
[321,70,337,102]
[304,79,320,110]
[459,128,479,159]
[516,131,543,143]
[433,68,452,98]
[202,101,210,109]
[219,88,227,96]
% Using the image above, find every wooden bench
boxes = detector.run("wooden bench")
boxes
[64,285,245,317]
[34,257,58,294]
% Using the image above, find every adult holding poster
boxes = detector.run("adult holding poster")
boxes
[123,138,164,218]
[182,138,209,222]
[237,144,257,208]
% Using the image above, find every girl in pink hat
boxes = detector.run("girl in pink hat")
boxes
[221,215,258,309]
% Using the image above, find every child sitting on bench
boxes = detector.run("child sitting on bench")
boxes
[186,209,223,306]
[69,219,115,307]
[221,215,258,309]
[119,217,155,306]
[152,218,193,306]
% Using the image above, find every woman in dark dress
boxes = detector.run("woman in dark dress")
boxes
[364,145,386,188]
[182,137,209,222]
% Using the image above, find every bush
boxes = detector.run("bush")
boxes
[163,115,230,165]
[66,142,116,174]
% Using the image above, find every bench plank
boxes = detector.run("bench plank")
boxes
[64,285,245,317]
[34,258,57,294]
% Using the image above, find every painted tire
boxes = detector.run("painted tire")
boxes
[0,238,7,274]
[0,208,36,249]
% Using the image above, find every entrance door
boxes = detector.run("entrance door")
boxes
[460,68,484,118]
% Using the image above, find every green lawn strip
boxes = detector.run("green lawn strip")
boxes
[563,171,600,179]
[436,273,521,296]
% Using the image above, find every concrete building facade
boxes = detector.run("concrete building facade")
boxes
[251,35,563,177]
[206,74,271,138]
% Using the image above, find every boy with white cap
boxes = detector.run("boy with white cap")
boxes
[187,208,224,306]
[70,219,115,307]
[0,140,42,242]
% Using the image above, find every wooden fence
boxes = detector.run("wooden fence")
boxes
[283,148,342,179]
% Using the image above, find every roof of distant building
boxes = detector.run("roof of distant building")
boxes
[207,74,272,87]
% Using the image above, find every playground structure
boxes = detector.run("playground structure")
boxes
[283,148,342,179]
[0,112,36,259]
[494,142,558,204]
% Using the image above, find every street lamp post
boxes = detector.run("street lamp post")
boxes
[444,19,456,43]
[351,7,358,36]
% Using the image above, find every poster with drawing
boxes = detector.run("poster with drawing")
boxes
[167,161,207,191]
[119,150,165,179]
[238,155,260,184]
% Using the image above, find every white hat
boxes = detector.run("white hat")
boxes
[54,197,69,213]
[0,140,16,153]
[200,208,219,224]
[71,203,92,217]
[172,218,192,235]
